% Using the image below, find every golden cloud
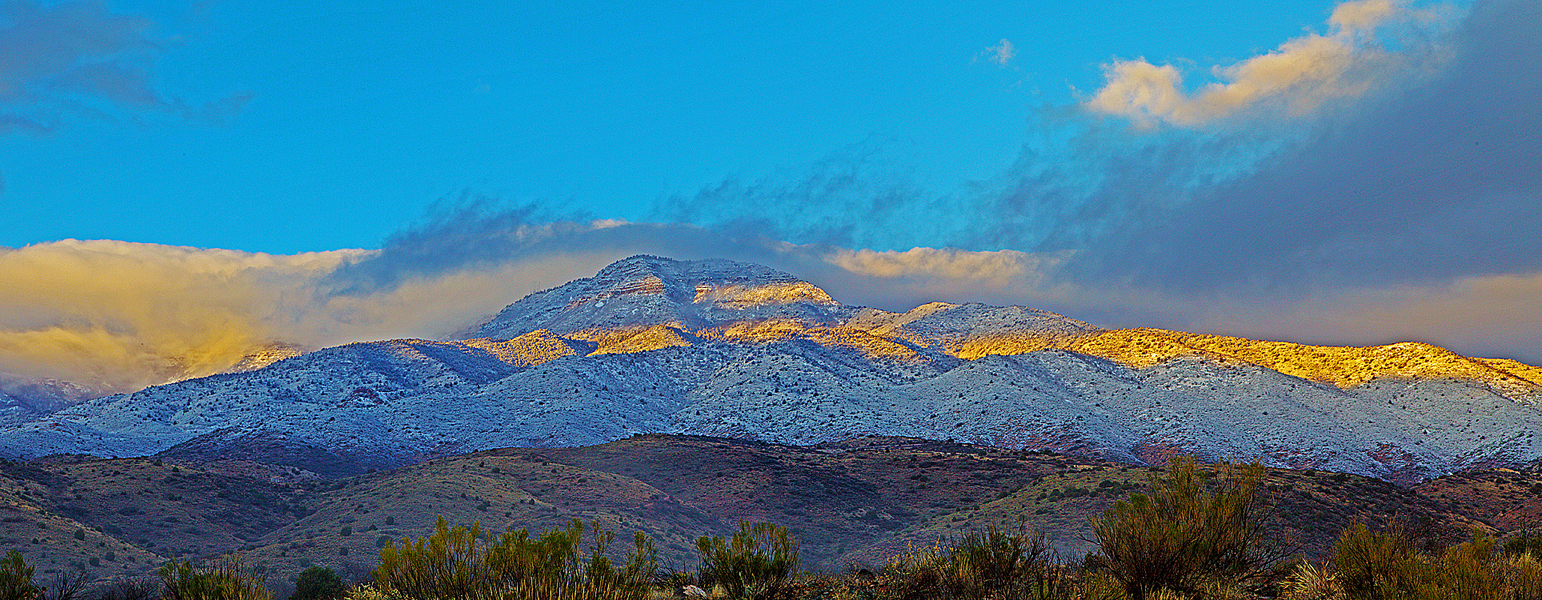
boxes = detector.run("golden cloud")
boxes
[1085,0,1446,127]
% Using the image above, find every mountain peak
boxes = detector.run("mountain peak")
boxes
[466,256,843,340]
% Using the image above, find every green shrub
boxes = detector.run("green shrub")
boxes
[1319,525,1542,600]
[883,523,1074,600]
[1504,532,1542,557]
[696,521,799,600]
[290,566,345,600]
[1089,456,1285,599]
[159,555,272,600]
[0,550,42,600]
[1331,523,1421,600]
[371,515,655,600]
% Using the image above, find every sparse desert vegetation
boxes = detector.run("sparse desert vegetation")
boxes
[5,450,1542,599]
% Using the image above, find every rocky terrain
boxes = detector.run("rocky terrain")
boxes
[0,255,1538,483]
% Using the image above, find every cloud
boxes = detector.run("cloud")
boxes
[0,240,363,391]
[975,39,1016,67]
[648,141,981,252]
[0,0,250,133]
[825,247,1035,283]
[1072,0,1542,291]
[1085,0,1449,127]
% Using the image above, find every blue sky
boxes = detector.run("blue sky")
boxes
[3,0,1354,252]
[2,0,1540,391]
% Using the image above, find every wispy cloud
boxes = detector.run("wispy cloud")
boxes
[974,39,1016,68]
[0,0,250,134]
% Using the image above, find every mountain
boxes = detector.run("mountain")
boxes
[1,255,1539,483]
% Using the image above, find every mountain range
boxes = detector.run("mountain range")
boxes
[2,255,1539,484]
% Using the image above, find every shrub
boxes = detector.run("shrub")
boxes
[696,521,799,600]
[1089,456,1286,599]
[45,569,89,600]
[290,566,345,600]
[883,522,1073,600]
[159,555,272,600]
[1330,523,1421,600]
[371,515,655,600]
[1504,532,1542,557]
[1282,560,1341,600]
[95,579,158,600]
[1318,525,1542,600]
[0,550,42,600]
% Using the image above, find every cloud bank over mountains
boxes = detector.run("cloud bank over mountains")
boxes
[3,0,1538,391]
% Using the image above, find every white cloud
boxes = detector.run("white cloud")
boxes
[977,39,1016,67]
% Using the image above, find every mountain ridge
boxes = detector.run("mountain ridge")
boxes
[1,255,1538,484]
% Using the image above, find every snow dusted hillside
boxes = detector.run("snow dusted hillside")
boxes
[2,255,1539,482]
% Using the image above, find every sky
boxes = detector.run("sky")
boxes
[1,0,1539,393]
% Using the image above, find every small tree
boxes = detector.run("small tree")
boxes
[289,566,345,600]
[1089,456,1286,599]
[696,521,799,600]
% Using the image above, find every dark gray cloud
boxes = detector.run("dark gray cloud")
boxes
[1073,0,1542,293]
[0,0,250,133]
[649,142,945,250]
[321,196,803,296]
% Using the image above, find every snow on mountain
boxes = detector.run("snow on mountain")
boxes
[224,343,308,374]
[467,256,847,340]
[2,255,1540,483]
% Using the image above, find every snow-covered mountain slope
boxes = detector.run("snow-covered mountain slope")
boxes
[3,255,1539,483]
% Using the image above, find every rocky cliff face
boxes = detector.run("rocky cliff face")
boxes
[3,255,1538,483]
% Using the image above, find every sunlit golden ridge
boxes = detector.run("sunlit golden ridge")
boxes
[456,270,1542,394]
[461,330,585,367]
[959,328,1542,398]
[591,324,695,355]
[474,318,1542,400]
[692,281,837,308]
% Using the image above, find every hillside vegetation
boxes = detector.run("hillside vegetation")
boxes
[4,453,1542,599]
[2,435,1539,596]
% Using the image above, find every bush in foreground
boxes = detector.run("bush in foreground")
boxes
[1287,525,1542,600]
[158,555,271,600]
[882,522,1074,600]
[289,567,345,600]
[367,516,655,600]
[696,521,799,600]
[1089,457,1286,599]
[1,550,43,600]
